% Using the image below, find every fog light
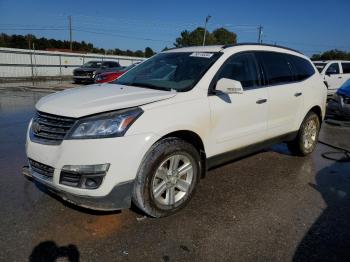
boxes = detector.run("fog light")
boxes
[60,164,110,189]
[85,177,103,189]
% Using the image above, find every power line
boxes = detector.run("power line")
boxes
[74,29,172,43]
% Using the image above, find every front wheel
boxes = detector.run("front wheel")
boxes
[132,138,201,217]
[288,112,320,156]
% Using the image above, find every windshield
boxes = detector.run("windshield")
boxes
[115,52,221,92]
[313,62,327,73]
[82,61,103,68]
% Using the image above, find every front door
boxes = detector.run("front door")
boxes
[325,62,343,94]
[208,52,268,157]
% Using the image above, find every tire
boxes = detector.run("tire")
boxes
[73,79,81,84]
[132,137,201,217]
[287,111,320,156]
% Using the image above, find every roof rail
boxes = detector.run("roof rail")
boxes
[222,43,303,54]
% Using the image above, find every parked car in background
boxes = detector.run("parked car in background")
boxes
[95,63,140,83]
[327,78,350,119]
[24,44,326,217]
[313,60,350,96]
[73,60,121,84]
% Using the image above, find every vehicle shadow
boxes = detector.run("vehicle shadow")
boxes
[29,241,79,262]
[293,153,350,261]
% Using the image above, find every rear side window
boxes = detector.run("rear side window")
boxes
[255,52,294,85]
[287,55,315,81]
[341,63,350,74]
[216,52,260,90]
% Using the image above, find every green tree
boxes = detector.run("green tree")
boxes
[174,27,237,47]
[134,50,144,57]
[212,27,237,45]
[311,49,350,60]
[145,47,155,57]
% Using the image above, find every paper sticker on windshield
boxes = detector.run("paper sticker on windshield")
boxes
[190,52,214,58]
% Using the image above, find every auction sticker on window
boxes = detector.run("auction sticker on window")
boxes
[190,52,214,58]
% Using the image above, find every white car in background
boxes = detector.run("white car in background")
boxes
[24,44,327,217]
[313,60,350,95]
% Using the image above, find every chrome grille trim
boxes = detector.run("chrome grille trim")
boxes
[30,111,77,145]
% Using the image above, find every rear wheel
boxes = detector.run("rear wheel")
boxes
[288,112,320,156]
[132,138,201,217]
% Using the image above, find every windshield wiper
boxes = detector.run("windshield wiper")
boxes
[122,82,173,92]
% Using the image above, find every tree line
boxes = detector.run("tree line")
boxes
[311,49,350,61]
[2,30,348,60]
[0,33,155,57]
[0,27,237,57]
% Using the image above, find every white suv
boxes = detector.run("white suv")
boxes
[313,60,350,95]
[24,44,327,217]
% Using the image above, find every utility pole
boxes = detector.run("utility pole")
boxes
[68,15,72,51]
[29,36,34,85]
[257,25,263,44]
[202,15,211,46]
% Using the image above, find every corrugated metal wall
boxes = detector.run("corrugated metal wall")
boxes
[0,47,146,78]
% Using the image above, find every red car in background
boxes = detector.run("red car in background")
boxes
[95,63,139,83]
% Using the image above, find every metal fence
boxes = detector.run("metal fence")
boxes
[0,47,146,79]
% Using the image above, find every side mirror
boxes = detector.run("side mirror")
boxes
[215,78,244,94]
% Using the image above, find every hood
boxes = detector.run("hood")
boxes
[36,84,176,118]
[337,79,350,97]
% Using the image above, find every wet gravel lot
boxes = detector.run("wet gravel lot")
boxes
[0,88,350,262]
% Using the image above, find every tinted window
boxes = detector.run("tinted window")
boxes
[341,63,350,74]
[216,53,260,90]
[326,63,340,74]
[256,52,294,85]
[287,55,315,81]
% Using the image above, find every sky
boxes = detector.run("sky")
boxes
[0,0,349,56]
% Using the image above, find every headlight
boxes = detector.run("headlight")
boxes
[67,107,143,139]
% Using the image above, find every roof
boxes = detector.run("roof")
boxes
[164,43,303,56]
[163,45,224,53]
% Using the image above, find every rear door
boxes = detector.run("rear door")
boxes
[255,51,302,138]
[208,52,269,155]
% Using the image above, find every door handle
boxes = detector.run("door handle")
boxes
[294,92,302,97]
[338,76,343,79]
[256,99,267,104]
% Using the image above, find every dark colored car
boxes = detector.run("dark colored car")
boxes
[73,60,122,84]
[95,63,140,83]
[327,78,350,119]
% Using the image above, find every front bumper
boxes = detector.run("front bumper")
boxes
[73,75,95,82]
[25,129,160,210]
[23,166,134,210]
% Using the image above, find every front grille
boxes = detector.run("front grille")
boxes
[29,159,54,179]
[74,70,89,76]
[30,111,76,145]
